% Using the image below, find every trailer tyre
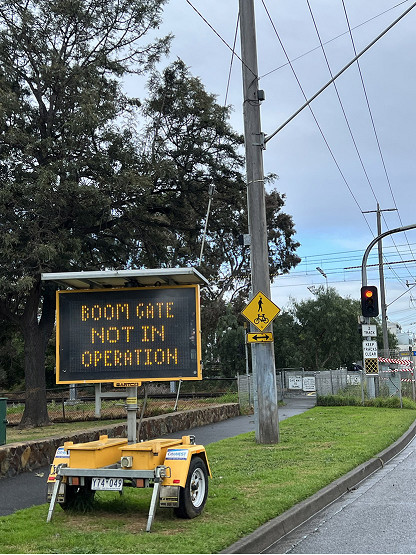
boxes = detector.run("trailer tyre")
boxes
[174,456,208,519]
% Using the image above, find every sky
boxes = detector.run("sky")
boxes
[130,0,416,336]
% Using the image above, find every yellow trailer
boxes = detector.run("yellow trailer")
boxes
[47,434,211,531]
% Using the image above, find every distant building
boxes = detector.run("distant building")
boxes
[387,321,415,353]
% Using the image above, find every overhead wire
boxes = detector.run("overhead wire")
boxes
[259,0,412,79]
[260,0,374,237]
[305,0,410,290]
[341,0,416,283]
[261,0,416,293]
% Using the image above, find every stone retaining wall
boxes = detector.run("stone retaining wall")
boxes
[0,403,239,479]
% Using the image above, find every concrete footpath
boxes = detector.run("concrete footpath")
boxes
[0,396,315,517]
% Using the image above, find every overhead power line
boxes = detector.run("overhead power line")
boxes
[264,0,416,144]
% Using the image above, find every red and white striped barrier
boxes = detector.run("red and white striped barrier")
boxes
[378,358,413,365]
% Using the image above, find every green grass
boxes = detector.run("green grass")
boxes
[1,405,415,554]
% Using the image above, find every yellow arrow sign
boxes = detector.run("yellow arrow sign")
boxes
[247,332,274,343]
[241,291,280,331]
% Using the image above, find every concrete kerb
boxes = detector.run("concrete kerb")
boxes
[222,418,416,554]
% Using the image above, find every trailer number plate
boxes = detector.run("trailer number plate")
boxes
[91,477,123,491]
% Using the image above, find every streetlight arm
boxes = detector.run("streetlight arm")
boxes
[361,224,416,286]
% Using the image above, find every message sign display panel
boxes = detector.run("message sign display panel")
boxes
[56,285,201,384]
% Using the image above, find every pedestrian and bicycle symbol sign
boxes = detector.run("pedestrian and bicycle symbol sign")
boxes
[241,291,280,332]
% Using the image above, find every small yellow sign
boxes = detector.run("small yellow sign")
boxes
[113,382,142,388]
[241,291,280,331]
[364,358,379,375]
[247,332,274,343]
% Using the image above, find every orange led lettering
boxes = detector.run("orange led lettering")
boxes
[104,350,112,366]
[146,303,154,318]
[103,304,115,320]
[81,305,89,321]
[106,327,119,343]
[82,351,92,367]
[91,305,102,321]
[122,326,134,341]
[166,302,174,318]
[154,348,165,364]
[166,348,178,364]
[152,325,165,341]
[124,351,132,365]
[114,350,123,365]
[91,327,105,344]
[141,325,150,342]
[136,303,144,318]
[144,349,153,365]
[94,351,102,366]
[117,303,129,320]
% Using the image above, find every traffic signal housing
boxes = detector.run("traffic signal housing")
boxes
[361,286,379,317]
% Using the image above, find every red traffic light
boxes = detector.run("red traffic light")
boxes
[361,286,379,317]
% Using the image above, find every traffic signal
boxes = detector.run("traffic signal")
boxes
[360,286,379,317]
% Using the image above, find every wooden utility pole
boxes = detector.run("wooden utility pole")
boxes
[239,0,279,443]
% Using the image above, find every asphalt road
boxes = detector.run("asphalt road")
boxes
[0,396,315,517]
[262,434,416,554]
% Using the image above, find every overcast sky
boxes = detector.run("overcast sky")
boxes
[132,0,416,335]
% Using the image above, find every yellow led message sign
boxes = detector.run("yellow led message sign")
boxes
[56,285,201,384]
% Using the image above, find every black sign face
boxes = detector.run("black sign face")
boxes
[56,286,201,383]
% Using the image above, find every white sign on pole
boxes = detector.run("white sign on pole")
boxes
[361,324,377,337]
[363,340,378,359]
[303,376,316,392]
[288,376,302,390]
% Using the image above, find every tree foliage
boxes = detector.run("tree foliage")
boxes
[0,0,170,426]
[140,60,301,360]
[140,61,300,288]
[273,287,397,371]
[0,4,301,424]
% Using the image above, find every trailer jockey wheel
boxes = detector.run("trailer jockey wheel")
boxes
[174,456,208,519]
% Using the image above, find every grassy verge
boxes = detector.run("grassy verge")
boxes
[1,405,415,554]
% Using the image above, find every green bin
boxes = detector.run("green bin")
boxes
[0,398,7,445]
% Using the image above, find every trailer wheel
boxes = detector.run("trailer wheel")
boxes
[59,480,95,511]
[174,456,208,519]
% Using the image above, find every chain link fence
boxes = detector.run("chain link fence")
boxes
[238,369,317,411]
[315,363,416,406]
[2,378,238,426]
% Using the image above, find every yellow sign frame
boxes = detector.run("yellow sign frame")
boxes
[56,284,202,384]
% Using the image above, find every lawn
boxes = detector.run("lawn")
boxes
[0,405,415,554]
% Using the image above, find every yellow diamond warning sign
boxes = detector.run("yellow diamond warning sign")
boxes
[241,291,280,332]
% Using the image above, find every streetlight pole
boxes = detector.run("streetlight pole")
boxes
[362,205,397,356]
[239,0,279,444]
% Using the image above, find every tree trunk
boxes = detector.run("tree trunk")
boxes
[19,322,50,427]
[18,282,56,428]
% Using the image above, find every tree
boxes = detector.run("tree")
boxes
[282,287,363,370]
[203,304,246,378]
[0,0,170,426]
[273,311,303,370]
[140,60,301,358]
